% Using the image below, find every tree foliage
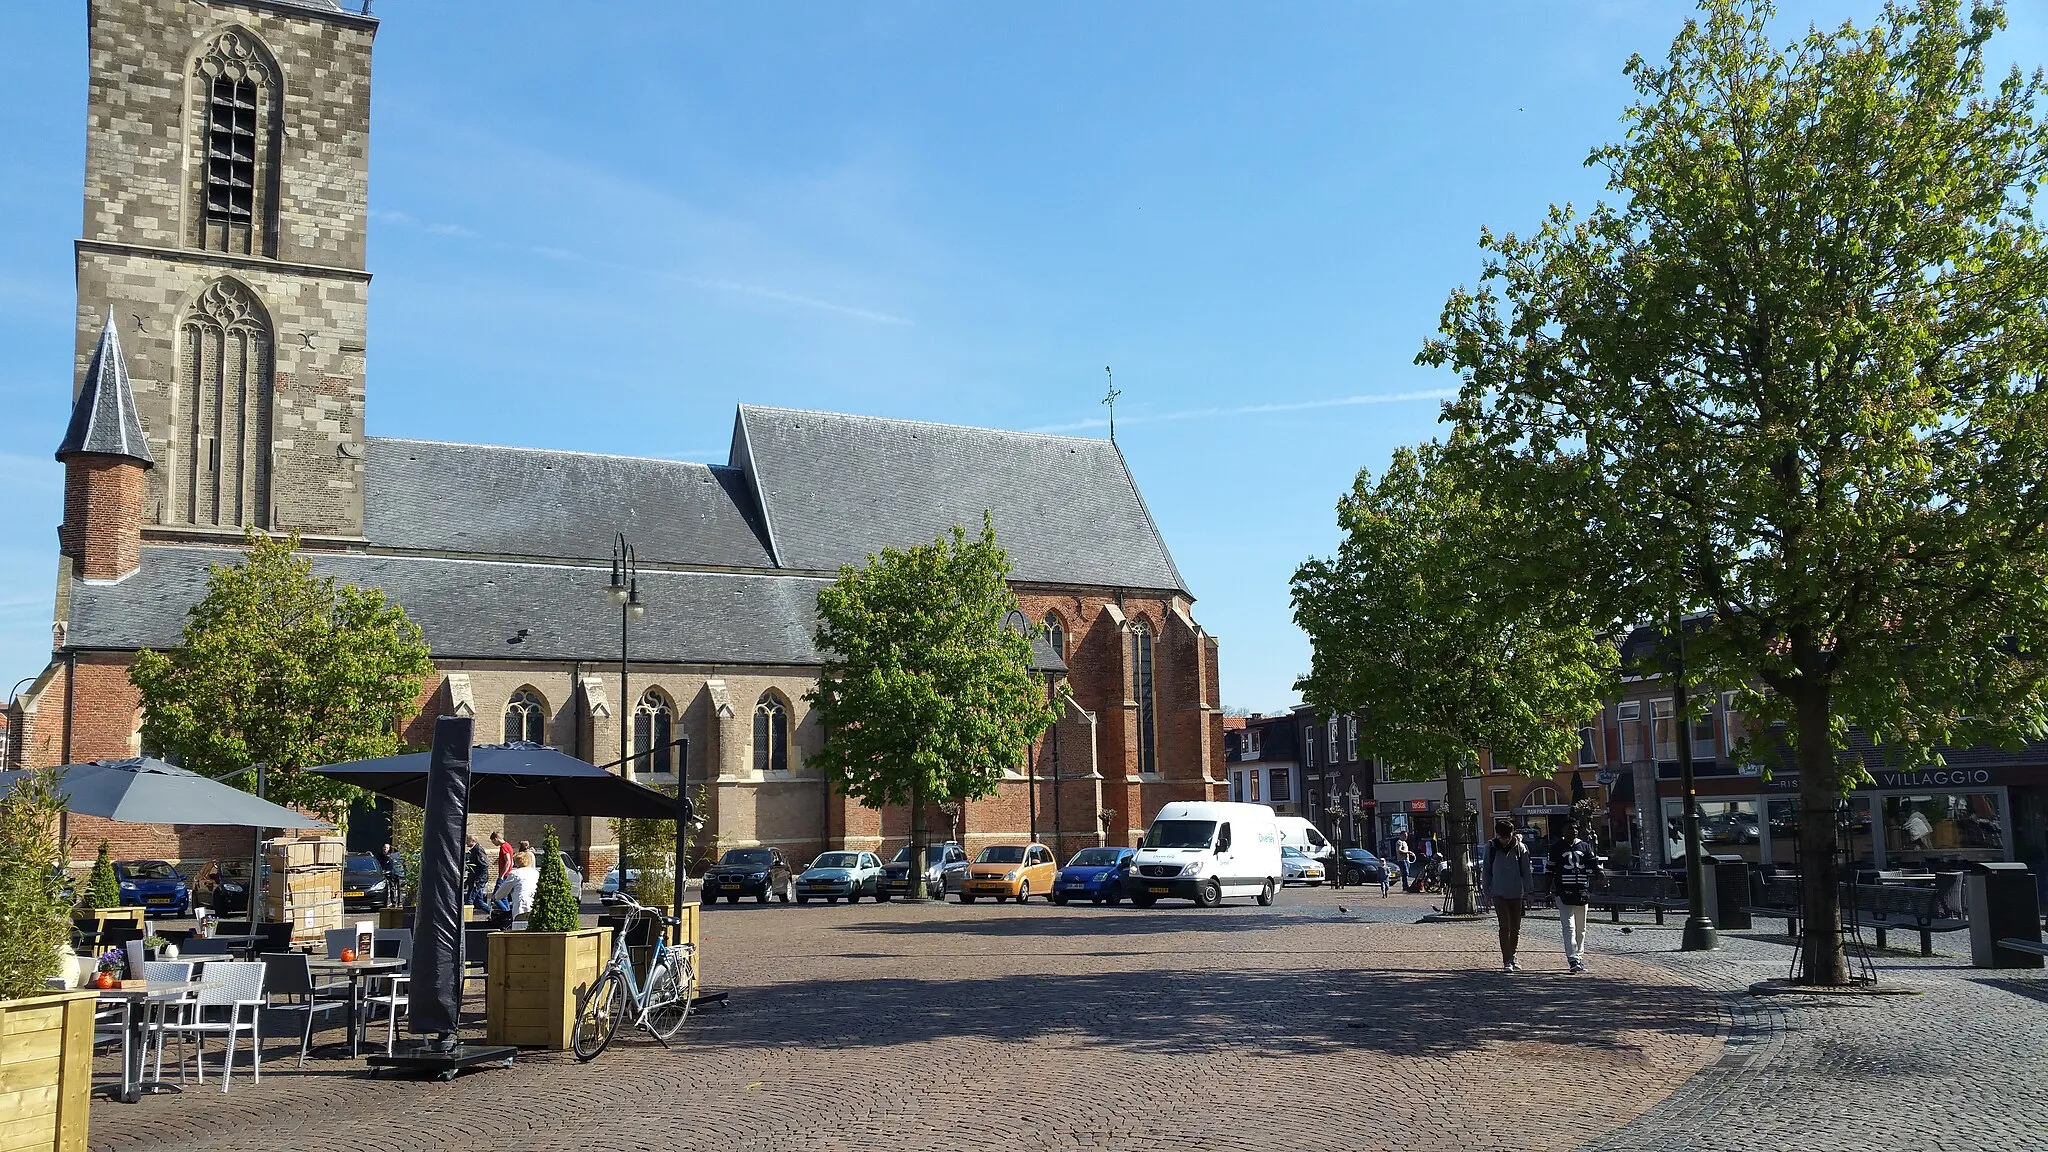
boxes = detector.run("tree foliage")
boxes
[130,531,435,822]
[81,841,121,911]
[1424,0,2048,981]
[0,769,72,999]
[1292,441,1618,915]
[807,517,1056,894]
[525,825,580,933]
[388,801,424,905]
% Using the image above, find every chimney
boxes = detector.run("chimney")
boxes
[56,310,153,582]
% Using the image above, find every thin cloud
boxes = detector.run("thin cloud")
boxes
[1029,388,1456,434]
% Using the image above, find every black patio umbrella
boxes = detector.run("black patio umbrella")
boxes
[310,743,676,818]
[0,757,330,829]
[1571,770,1588,805]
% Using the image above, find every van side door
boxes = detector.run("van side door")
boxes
[1215,822,1235,876]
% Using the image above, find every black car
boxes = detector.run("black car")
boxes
[701,847,795,904]
[877,842,968,900]
[342,852,402,911]
[193,859,269,914]
[1337,848,1386,885]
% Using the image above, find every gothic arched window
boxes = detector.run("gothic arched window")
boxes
[754,694,789,774]
[504,687,546,745]
[171,279,272,528]
[1131,621,1157,775]
[1043,613,1065,661]
[188,28,281,256]
[634,688,674,776]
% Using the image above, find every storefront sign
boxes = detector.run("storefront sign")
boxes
[1871,768,1995,789]
[1408,799,1429,812]
[1750,763,2037,793]
[1596,770,1617,786]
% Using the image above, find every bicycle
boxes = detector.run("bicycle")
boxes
[570,895,696,1062]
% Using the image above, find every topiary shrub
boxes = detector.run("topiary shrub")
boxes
[525,825,579,933]
[80,841,121,910]
[0,769,74,999]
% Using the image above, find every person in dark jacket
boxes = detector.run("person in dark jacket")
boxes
[1483,819,1534,971]
[464,835,490,911]
[1548,816,1601,973]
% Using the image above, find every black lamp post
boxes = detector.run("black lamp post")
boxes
[1671,609,1718,951]
[606,533,645,895]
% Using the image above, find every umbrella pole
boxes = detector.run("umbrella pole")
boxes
[250,762,265,929]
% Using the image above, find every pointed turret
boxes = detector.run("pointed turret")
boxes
[56,310,153,467]
[56,310,151,583]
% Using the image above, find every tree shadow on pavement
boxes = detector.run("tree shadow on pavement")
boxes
[686,965,1716,1062]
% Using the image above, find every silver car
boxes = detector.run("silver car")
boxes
[1280,845,1326,886]
[795,851,883,904]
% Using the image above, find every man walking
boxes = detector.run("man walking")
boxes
[491,829,513,885]
[464,835,490,911]
[1483,819,1532,970]
[1549,816,1600,973]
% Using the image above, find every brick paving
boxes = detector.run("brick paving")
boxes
[83,887,1720,1152]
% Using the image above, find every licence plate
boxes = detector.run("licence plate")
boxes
[1149,887,1169,894]
[1065,883,1089,890]
[345,891,364,898]
[146,897,171,905]
[722,883,742,889]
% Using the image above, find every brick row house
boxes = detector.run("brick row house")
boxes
[5,0,1226,872]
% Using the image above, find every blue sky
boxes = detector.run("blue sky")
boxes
[3,2,2044,712]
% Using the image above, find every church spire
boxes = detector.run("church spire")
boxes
[56,309,153,467]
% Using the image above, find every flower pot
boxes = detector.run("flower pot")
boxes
[484,927,611,1050]
[0,989,96,1151]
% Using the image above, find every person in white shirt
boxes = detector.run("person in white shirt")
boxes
[490,850,540,922]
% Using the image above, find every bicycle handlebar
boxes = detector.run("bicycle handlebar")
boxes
[608,894,682,927]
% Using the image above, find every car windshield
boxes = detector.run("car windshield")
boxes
[812,853,860,869]
[1281,846,1307,858]
[121,861,179,880]
[977,846,1027,864]
[344,856,385,874]
[1144,821,1217,850]
[1347,849,1380,862]
[721,849,773,866]
[1067,849,1122,867]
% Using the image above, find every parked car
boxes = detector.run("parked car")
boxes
[702,847,797,904]
[114,859,190,916]
[878,842,969,900]
[960,843,1058,904]
[191,859,267,914]
[342,852,402,911]
[1053,846,1135,905]
[1280,845,1326,886]
[599,866,643,903]
[796,851,883,904]
[1337,848,1385,885]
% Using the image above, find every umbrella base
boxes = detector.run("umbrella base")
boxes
[365,1042,515,1081]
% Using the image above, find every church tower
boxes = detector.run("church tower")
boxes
[74,0,377,541]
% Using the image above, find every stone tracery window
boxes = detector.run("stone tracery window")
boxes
[754,694,789,774]
[170,279,272,528]
[1131,621,1157,775]
[1043,614,1065,661]
[189,28,280,256]
[634,688,674,776]
[504,687,547,745]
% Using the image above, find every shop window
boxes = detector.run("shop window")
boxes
[1663,797,1762,864]
[1766,796,1874,871]
[1883,792,2005,866]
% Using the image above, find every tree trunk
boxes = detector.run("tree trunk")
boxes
[1443,765,1475,916]
[910,790,929,901]
[1794,691,1849,985]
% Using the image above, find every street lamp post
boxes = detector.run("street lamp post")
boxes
[606,533,646,897]
[1671,610,1718,951]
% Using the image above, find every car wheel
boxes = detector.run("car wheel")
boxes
[1018,881,1030,903]
[1257,878,1277,907]
[847,889,860,904]
[756,888,770,904]
[1104,890,1121,906]
[960,893,976,904]
[1196,879,1223,908]
[797,895,809,905]
[1054,892,1069,906]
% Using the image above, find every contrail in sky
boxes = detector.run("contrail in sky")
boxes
[1029,388,1455,434]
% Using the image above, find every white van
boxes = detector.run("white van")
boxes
[1274,816,1335,864]
[1125,801,1284,907]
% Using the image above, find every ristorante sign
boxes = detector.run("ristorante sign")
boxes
[1759,764,2036,791]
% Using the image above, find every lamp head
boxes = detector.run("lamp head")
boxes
[608,584,629,606]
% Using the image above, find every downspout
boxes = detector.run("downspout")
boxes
[1065,693,1100,843]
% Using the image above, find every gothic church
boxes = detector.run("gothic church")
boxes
[10,0,1226,873]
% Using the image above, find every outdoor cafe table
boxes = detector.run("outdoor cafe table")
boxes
[93,979,215,1103]
[193,933,263,959]
[306,957,406,1057]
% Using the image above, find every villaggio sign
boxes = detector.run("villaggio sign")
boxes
[1762,765,2025,792]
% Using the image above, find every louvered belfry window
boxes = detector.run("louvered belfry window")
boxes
[205,75,257,224]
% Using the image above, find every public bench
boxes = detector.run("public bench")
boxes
[1746,875,1964,955]
[1587,872,1687,924]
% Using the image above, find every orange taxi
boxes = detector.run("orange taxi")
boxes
[958,843,1057,904]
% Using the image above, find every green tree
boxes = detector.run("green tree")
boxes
[1292,442,1618,916]
[616,780,686,907]
[525,825,580,933]
[129,531,435,822]
[807,516,1057,898]
[0,769,73,998]
[1425,0,2048,983]
[81,841,120,910]
[388,801,424,905]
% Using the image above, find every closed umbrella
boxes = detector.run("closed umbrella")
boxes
[0,757,329,829]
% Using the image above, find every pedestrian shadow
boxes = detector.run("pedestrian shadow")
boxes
[684,965,1719,1061]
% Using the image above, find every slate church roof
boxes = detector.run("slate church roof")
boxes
[64,405,1187,666]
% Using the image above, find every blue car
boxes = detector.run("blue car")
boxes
[116,859,190,916]
[1053,847,1136,906]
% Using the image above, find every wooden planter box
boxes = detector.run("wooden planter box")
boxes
[484,927,610,1050]
[0,990,96,1152]
[377,907,478,931]
[83,907,143,931]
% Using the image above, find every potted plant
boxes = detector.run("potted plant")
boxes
[485,825,609,1049]
[0,768,97,1150]
[75,840,142,934]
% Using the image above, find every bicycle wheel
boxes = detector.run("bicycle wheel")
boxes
[643,953,696,1041]
[571,969,626,1062]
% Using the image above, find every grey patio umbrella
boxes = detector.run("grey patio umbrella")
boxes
[310,743,678,818]
[0,757,330,829]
